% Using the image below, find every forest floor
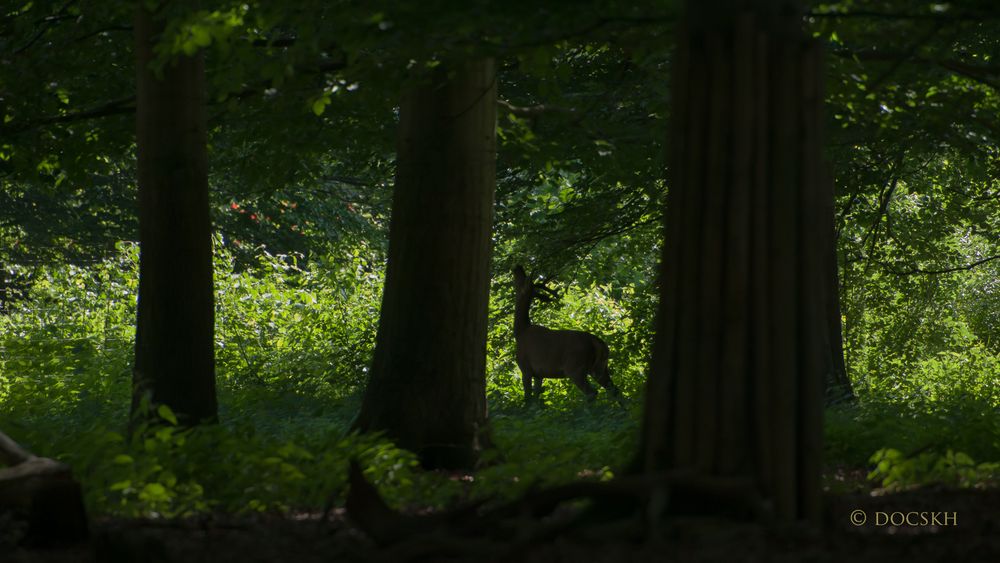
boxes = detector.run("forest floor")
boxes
[7,477,1000,563]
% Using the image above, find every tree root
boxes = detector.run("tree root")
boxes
[345,459,768,560]
[0,429,89,546]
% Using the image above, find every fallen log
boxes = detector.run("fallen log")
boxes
[0,429,89,546]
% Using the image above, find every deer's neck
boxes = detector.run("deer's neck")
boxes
[514,295,533,337]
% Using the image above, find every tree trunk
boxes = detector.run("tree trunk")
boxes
[637,5,828,523]
[353,60,497,470]
[130,3,217,427]
[826,246,855,404]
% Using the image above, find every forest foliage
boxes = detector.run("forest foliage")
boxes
[1,0,1000,517]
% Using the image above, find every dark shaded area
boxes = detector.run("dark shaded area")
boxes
[0,430,89,548]
[5,487,998,562]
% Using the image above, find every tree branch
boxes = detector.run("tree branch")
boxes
[73,24,132,43]
[808,10,1000,21]
[497,98,575,118]
[835,49,1000,92]
[502,15,674,50]
[866,21,946,93]
[2,54,348,136]
[11,0,79,55]
[4,95,137,135]
[885,254,1000,276]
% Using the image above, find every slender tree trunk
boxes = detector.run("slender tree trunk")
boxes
[354,60,497,470]
[130,2,217,427]
[0,267,7,313]
[637,4,828,523]
[826,246,854,403]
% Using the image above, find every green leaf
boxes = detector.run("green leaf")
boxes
[139,482,169,502]
[155,426,175,442]
[159,470,178,488]
[312,95,330,116]
[157,404,178,425]
[191,26,212,48]
[954,452,975,466]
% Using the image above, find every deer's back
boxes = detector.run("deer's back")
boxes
[516,325,605,376]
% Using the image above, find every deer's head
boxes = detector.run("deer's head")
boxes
[512,265,559,305]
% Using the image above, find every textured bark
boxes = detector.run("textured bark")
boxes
[130,3,217,427]
[638,8,829,523]
[354,60,497,470]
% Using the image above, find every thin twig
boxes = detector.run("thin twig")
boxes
[884,254,1000,276]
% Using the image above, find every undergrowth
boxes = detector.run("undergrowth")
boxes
[0,242,641,517]
[826,342,1000,490]
[1,241,998,517]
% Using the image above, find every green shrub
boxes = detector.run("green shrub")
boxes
[0,240,641,516]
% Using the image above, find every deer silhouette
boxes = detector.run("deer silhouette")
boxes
[512,265,621,403]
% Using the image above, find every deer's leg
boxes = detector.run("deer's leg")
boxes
[517,360,534,403]
[594,365,621,398]
[569,371,598,402]
[533,376,544,397]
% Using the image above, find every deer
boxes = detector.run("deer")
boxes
[512,265,621,404]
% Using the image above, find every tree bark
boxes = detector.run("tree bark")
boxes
[130,2,217,427]
[637,5,828,523]
[353,60,497,470]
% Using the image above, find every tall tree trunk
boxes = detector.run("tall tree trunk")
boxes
[637,4,828,523]
[354,60,497,470]
[130,2,217,427]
